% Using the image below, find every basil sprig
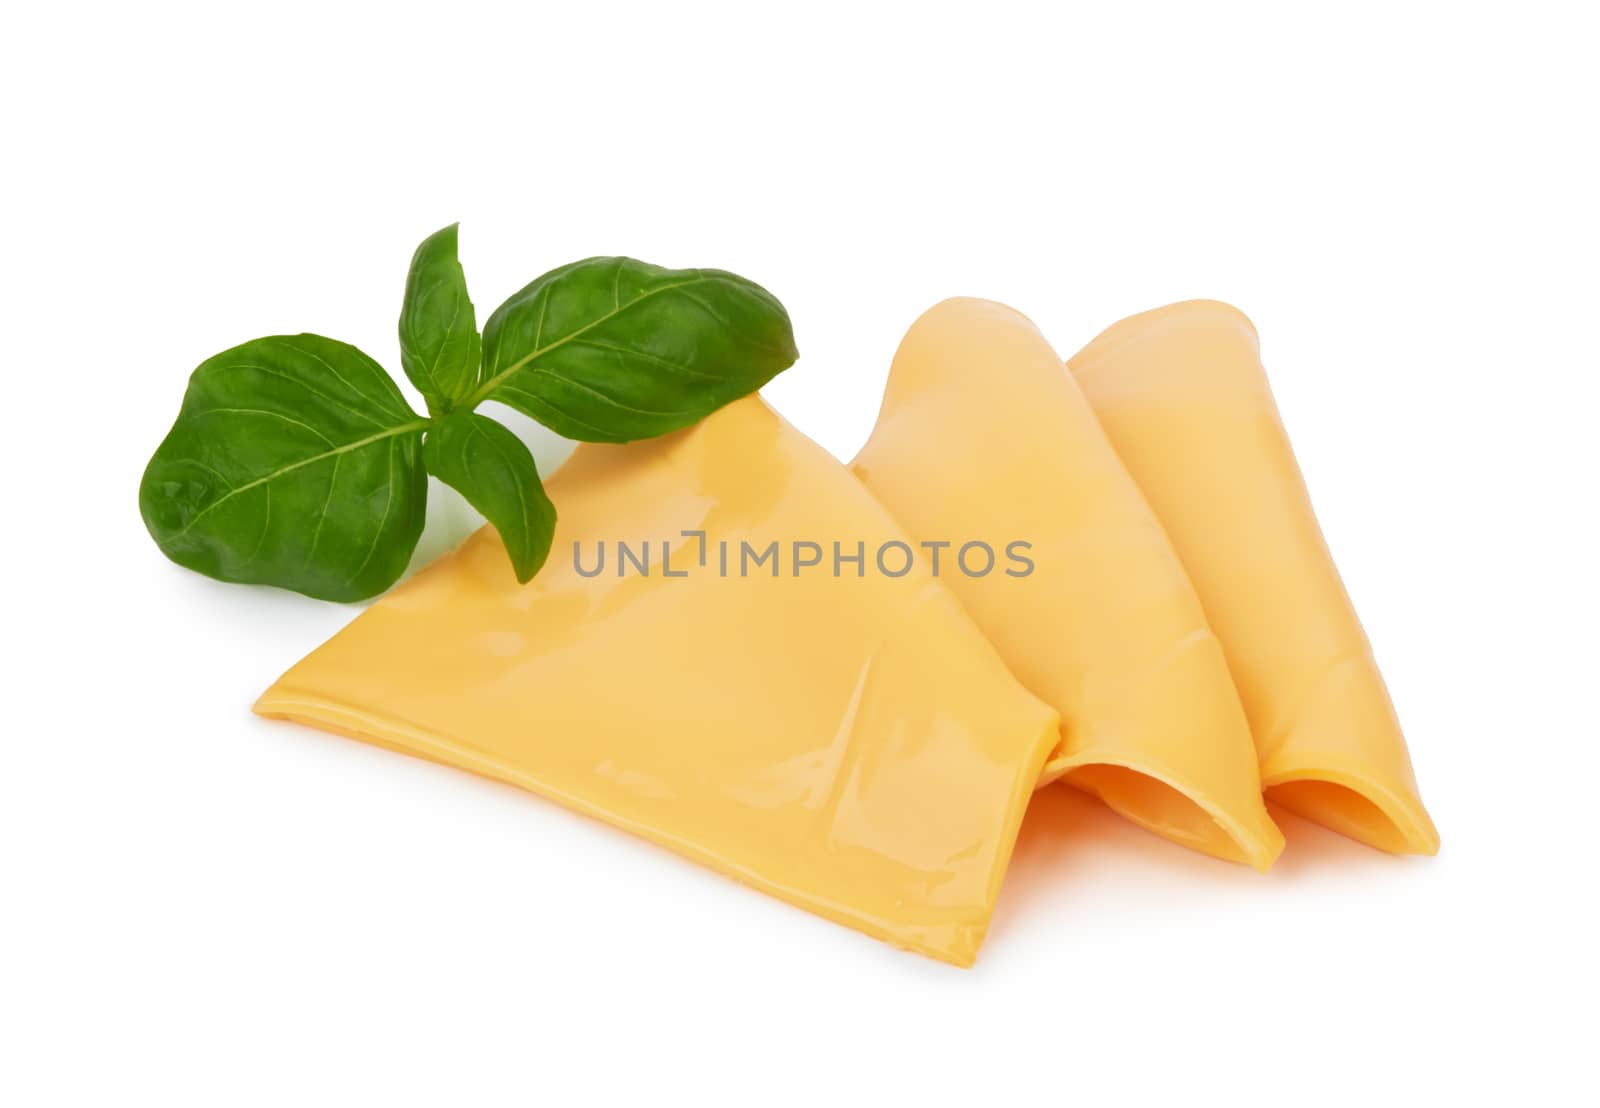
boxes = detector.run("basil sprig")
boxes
[139,225,798,601]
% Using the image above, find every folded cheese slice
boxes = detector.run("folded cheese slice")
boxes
[851,298,1284,871]
[1068,300,1439,855]
[255,395,1061,966]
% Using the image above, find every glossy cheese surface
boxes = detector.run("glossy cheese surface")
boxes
[852,298,1283,870]
[256,395,1061,966]
[1069,301,1438,854]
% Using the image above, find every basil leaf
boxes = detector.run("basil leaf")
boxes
[139,335,430,602]
[422,412,557,583]
[475,258,798,442]
[399,223,481,412]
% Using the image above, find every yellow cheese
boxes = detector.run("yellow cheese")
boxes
[1068,301,1438,854]
[852,298,1284,871]
[255,395,1061,966]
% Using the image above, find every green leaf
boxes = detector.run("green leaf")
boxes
[475,257,798,442]
[423,412,557,582]
[139,335,430,602]
[399,222,481,412]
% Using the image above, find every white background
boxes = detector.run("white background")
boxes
[4,2,1597,1104]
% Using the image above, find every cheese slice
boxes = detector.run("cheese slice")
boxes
[1068,300,1439,854]
[255,395,1061,966]
[852,298,1284,871]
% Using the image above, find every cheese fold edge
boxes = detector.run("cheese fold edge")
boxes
[852,298,1284,871]
[1068,300,1438,855]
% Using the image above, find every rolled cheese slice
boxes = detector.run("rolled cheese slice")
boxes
[852,298,1284,871]
[256,395,1061,966]
[1068,300,1439,855]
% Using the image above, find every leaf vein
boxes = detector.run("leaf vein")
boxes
[272,339,407,422]
[213,362,392,430]
[303,454,341,569]
[189,407,335,445]
[518,367,701,419]
[344,438,399,587]
[569,339,723,382]
[169,421,427,539]
[474,275,722,406]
